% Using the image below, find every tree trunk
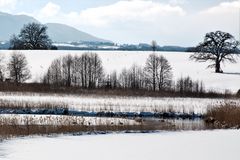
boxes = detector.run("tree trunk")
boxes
[215,60,221,73]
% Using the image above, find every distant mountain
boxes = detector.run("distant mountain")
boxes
[0,11,190,51]
[0,12,109,43]
[46,23,110,43]
[0,12,38,41]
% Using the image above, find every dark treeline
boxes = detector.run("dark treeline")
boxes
[43,53,104,88]
[39,52,234,98]
[42,53,175,91]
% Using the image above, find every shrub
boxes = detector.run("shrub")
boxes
[237,89,240,98]
[206,104,240,128]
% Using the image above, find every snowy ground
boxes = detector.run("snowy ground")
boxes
[0,130,240,160]
[0,50,239,92]
[1,92,240,115]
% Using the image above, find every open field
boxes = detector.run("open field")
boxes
[0,50,239,92]
[1,130,240,160]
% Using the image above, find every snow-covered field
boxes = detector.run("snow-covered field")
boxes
[0,50,239,92]
[1,130,240,160]
[1,92,240,115]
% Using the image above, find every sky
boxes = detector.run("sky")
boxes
[0,0,239,46]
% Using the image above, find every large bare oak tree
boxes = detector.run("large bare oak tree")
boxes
[190,31,239,73]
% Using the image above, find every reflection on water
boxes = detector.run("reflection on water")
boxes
[0,118,211,139]
[141,118,210,131]
[168,119,207,130]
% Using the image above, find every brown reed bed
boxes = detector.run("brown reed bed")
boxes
[205,103,240,128]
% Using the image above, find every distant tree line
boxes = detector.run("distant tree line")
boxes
[42,53,174,91]
[43,53,104,88]
[0,52,238,97]
[0,50,205,94]
[175,76,205,96]
[41,52,208,96]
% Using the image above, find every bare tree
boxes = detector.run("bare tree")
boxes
[78,53,104,88]
[44,53,104,88]
[71,55,81,86]
[237,89,240,97]
[151,40,157,52]
[176,76,205,95]
[62,55,73,87]
[8,52,31,84]
[44,58,62,86]
[129,64,144,89]
[119,68,128,89]
[10,23,53,50]
[91,53,104,88]
[0,55,6,82]
[119,64,145,89]
[145,54,173,91]
[144,53,159,91]
[190,31,239,73]
[157,55,173,90]
[109,71,118,89]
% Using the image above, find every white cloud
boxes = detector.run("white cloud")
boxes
[169,0,187,5]
[14,0,240,45]
[16,0,186,27]
[0,0,16,7]
[0,0,17,12]
[38,2,61,18]
[196,1,240,39]
[201,1,240,15]
[68,0,186,27]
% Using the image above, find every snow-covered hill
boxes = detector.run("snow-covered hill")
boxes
[0,50,239,92]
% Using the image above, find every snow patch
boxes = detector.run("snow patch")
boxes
[1,130,240,160]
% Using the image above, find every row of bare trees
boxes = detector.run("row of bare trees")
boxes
[43,53,174,91]
[115,54,173,91]
[0,52,206,95]
[176,76,205,95]
[43,53,104,88]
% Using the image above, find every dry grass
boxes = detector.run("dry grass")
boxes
[0,125,148,140]
[0,99,69,110]
[205,103,240,128]
[0,115,142,139]
[0,82,231,98]
[0,114,211,139]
